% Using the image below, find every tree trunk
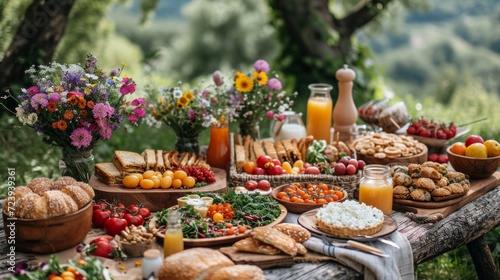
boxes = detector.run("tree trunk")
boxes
[0,0,75,112]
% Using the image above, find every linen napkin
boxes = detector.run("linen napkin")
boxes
[303,232,414,280]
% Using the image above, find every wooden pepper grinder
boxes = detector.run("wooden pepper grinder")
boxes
[333,64,358,143]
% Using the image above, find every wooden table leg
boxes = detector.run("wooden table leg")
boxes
[466,236,500,280]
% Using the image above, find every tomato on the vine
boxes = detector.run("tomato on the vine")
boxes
[104,217,128,236]
[123,212,144,227]
[256,155,273,169]
[138,207,151,219]
[92,209,111,228]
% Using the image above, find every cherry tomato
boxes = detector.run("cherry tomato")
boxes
[267,165,283,175]
[138,207,151,219]
[237,225,248,234]
[251,167,266,175]
[123,212,144,227]
[256,155,273,169]
[271,159,281,166]
[103,217,128,236]
[243,161,256,174]
[244,180,258,191]
[92,209,111,228]
[257,180,271,191]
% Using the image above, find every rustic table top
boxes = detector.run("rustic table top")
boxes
[0,185,498,279]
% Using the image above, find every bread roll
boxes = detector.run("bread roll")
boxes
[273,223,311,243]
[205,265,265,280]
[61,185,91,208]
[43,190,78,218]
[52,176,77,190]
[15,193,48,219]
[158,248,234,280]
[27,177,53,194]
[73,182,95,199]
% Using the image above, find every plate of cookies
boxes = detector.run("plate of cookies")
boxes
[352,132,428,165]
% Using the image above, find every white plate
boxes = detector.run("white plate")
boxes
[396,124,469,147]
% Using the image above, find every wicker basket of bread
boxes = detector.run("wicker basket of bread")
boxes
[229,134,361,194]
[2,176,95,253]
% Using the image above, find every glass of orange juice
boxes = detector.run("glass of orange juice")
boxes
[306,83,333,142]
[164,210,184,257]
[358,165,393,215]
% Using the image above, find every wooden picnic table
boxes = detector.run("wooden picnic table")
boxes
[0,182,498,279]
[264,182,500,280]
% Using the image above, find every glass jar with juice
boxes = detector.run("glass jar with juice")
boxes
[306,83,333,142]
[206,119,230,170]
[358,165,393,215]
[163,210,184,257]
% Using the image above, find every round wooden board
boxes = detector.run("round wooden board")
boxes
[392,192,467,209]
[150,204,288,247]
[357,144,428,165]
[89,168,227,211]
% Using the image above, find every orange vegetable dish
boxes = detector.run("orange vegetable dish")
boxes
[276,182,344,204]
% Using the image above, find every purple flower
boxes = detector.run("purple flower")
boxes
[93,103,115,119]
[31,93,48,109]
[254,60,270,72]
[268,78,282,90]
[49,93,61,102]
[188,109,197,121]
[212,70,224,86]
[63,71,85,90]
[131,98,146,106]
[109,68,120,77]
[70,127,93,148]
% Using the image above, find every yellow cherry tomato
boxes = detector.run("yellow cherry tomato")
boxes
[172,178,183,189]
[162,170,174,178]
[293,160,304,169]
[282,162,293,174]
[140,179,155,189]
[60,271,75,279]
[122,175,140,188]
[212,212,224,222]
[151,176,161,188]
[173,170,188,180]
[142,170,157,180]
[183,176,196,188]
[160,176,172,189]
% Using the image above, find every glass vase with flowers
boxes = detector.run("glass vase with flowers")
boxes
[213,59,297,139]
[2,53,147,182]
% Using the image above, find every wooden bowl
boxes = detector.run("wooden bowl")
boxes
[119,237,156,257]
[446,146,500,179]
[271,183,348,214]
[2,202,93,253]
[357,144,428,165]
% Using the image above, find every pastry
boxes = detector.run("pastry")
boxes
[233,237,281,255]
[272,223,311,243]
[251,226,298,256]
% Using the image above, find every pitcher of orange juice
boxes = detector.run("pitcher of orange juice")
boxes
[358,165,393,215]
[306,83,333,142]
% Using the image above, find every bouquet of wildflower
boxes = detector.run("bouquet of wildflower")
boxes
[213,59,297,139]
[147,84,219,153]
[5,53,147,181]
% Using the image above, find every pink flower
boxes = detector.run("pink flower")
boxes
[92,103,115,119]
[266,110,274,119]
[120,83,136,95]
[49,93,61,103]
[133,107,146,118]
[128,114,139,124]
[70,127,93,148]
[31,94,48,109]
[131,98,146,107]
[268,78,282,90]
[67,91,83,98]
[212,70,224,86]
[27,86,39,96]
[253,60,270,72]
[276,113,286,121]
[188,109,197,121]
[97,121,113,139]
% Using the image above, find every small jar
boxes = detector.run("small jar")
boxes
[306,83,333,142]
[270,111,307,141]
[142,249,162,279]
[163,210,184,257]
[358,165,393,215]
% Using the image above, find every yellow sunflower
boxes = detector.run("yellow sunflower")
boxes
[252,71,268,86]
[183,91,195,100]
[235,73,254,93]
[177,96,190,108]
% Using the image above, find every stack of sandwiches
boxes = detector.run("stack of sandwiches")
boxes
[234,135,314,173]
[94,149,210,185]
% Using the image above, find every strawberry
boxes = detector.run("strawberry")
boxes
[406,126,416,135]
[437,154,448,164]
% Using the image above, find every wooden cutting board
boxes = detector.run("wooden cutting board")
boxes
[392,171,500,218]
[89,168,227,211]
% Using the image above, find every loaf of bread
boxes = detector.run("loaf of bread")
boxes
[158,248,234,280]
[273,223,311,243]
[205,265,265,280]
[4,177,95,219]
